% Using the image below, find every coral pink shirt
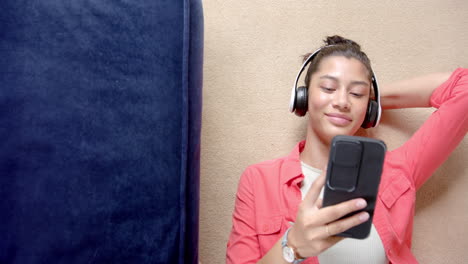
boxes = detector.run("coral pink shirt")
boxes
[226,68,468,264]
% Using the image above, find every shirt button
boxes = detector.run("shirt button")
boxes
[263,224,268,232]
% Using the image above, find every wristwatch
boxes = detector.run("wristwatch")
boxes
[281,227,305,263]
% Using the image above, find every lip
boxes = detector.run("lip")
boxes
[325,113,352,126]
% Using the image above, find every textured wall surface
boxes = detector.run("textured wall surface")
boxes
[200,1,468,263]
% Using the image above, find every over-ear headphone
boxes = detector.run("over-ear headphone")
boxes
[289,46,382,129]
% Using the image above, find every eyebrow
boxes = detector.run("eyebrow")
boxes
[319,75,370,87]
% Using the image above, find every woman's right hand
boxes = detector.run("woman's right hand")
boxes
[287,170,370,258]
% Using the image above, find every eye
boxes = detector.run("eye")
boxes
[320,86,336,92]
[350,92,364,98]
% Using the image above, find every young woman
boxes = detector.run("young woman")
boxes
[226,35,467,263]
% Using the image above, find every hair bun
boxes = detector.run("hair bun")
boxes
[324,35,361,50]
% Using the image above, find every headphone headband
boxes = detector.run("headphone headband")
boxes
[289,45,381,128]
[288,47,324,113]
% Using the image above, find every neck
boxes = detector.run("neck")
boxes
[300,130,331,170]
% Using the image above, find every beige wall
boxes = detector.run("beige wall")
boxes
[200,1,468,263]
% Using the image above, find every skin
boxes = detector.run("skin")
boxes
[259,55,373,263]
[257,55,452,263]
[301,56,371,169]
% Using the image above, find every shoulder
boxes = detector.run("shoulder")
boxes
[242,155,290,180]
[238,141,303,191]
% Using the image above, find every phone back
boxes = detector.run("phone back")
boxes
[323,135,387,239]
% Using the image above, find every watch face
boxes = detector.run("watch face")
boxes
[282,246,295,263]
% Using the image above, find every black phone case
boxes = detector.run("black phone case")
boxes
[323,135,387,239]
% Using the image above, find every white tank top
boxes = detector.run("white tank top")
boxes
[300,162,389,264]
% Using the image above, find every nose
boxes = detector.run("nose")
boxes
[332,89,350,110]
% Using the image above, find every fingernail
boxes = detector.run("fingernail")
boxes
[356,199,367,209]
[359,212,369,222]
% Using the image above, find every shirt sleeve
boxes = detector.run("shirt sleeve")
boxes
[226,167,262,264]
[395,68,468,190]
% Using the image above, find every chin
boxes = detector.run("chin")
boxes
[326,124,358,137]
[309,120,362,144]
[323,127,363,144]
[316,128,350,145]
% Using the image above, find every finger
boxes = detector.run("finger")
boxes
[326,235,344,245]
[302,171,326,208]
[303,235,343,256]
[315,198,323,209]
[323,211,369,238]
[293,230,344,259]
[314,198,367,225]
[322,235,344,249]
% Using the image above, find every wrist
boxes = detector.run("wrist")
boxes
[289,226,307,259]
[281,227,305,263]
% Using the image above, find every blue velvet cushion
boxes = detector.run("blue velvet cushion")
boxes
[0,1,203,263]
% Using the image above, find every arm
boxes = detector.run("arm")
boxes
[227,168,369,264]
[258,174,369,263]
[387,68,468,189]
[258,172,369,264]
[226,168,262,264]
[380,71,452,109]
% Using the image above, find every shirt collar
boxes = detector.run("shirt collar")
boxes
[280,140,306,185]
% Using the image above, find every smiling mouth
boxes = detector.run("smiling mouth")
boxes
[325,113,352,126]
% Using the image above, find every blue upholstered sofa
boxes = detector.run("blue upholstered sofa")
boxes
[0,1,203,263]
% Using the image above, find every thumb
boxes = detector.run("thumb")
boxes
[302,168,326,208]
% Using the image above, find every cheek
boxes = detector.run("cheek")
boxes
[355,101,369,120]
[308,92,330,111]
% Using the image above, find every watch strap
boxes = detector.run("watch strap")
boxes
[281,227,305,263]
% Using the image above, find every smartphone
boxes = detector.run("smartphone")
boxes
[322,135,386,239]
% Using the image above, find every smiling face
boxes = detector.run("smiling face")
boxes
[307,55,371,144]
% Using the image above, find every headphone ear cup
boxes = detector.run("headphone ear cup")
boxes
[294,86,308,116]
[362,100,378,128]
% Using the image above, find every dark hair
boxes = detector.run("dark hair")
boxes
[303,35,373,89]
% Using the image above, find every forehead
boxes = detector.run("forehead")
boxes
[315,56,370,82]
